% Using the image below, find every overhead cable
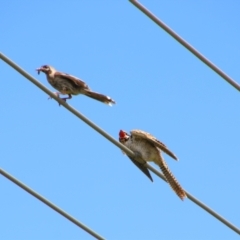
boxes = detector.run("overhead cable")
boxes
[129,0,240,91]
[0,52,239,235]
[0,168,105,240]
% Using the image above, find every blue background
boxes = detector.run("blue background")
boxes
[1,1,239,239]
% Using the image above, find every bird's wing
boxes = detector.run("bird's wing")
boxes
[130,129,178,160]
[54,72,89,89]
[128,156,153,182]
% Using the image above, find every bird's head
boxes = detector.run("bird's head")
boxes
[36,65,54,75]
[119,130,130,143]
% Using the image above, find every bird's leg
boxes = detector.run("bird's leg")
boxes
[48,93,72,106]
[57,94,72,106]
[48,92,69,106]
[60,94,72,102]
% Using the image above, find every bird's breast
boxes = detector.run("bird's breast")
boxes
[126,138,159,162]
[47,76,79,94]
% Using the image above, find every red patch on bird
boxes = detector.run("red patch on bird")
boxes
[119,130,126,138]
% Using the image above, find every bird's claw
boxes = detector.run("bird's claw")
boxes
[47,92,65,106]
[47,92,70,106]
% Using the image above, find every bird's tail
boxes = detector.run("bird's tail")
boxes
[84,90,116,106]
[158,159,187,200]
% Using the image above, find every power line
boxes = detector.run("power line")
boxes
[1,52,239,235]
[129,0,240,91]
[147,165,240,234]
[0,168,105,240]
[0,53,133,157]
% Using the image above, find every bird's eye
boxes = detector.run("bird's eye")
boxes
[43,65,49,69]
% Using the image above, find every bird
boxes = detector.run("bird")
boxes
[119,129,187,200]
[36,65,116,106]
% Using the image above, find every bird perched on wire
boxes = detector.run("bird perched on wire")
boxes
[119,129,186,200]
[36,65,116,106]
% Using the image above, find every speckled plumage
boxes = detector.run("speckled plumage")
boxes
[119,129,186,200]
[36,65,115,105]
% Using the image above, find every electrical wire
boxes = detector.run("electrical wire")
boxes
[0,168,105,240]
[129,0,240,91]
[0,52,239,234]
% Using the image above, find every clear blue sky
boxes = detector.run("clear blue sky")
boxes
[1,1,240,239]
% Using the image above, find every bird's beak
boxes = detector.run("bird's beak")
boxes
[36,67,43,75]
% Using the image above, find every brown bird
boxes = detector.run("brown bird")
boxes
[36,65,115,105]
[119,129,186,200]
